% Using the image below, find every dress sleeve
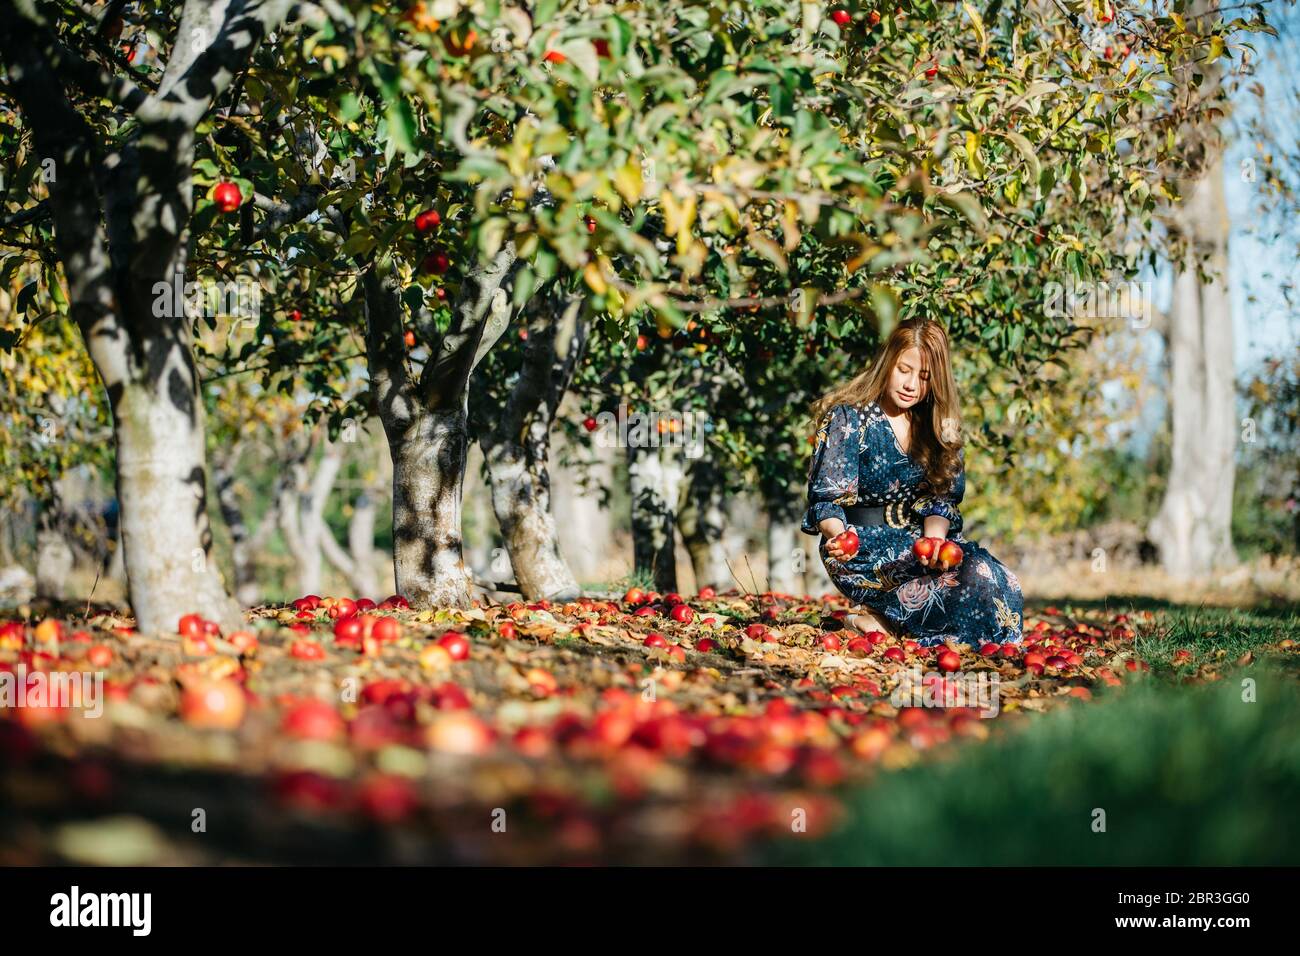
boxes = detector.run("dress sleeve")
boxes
[911,449,965,535]
[800,404,862,536]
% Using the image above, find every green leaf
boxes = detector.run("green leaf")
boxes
[384,97,417,156]
[1000,130,1041,194]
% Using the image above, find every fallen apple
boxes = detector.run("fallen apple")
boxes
[437,632,471,661]
[179,678,246,730]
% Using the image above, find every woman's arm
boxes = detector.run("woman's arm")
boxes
[912,450,966,536]
[801,404,861,540]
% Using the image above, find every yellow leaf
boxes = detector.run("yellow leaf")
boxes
[962,3,987,57]
[613,159,643,206]
[582,261,608,295]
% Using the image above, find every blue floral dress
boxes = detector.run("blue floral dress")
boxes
[801,401,1024,647]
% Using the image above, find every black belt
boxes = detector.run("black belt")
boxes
[844,501,914,529]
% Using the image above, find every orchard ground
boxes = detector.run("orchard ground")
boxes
[0,585,1297,866]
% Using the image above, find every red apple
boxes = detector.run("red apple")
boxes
[831,9,852,27]
[937,540,963,570]
[698,586,716,600]
[437,632,471,661]
[414,208,442,234]
[228,631,258,653]
[937,649,961,672]
[883,646,906,663]
[290,639,325,661]
[177,613,206,639]
[422,249,450,274]
[912,536,939,562]
[669,604,694,624]
[643,633,669,649]
[213,181,242,213]
[328,598,358,620]
[179,679,246,729]
[744,623,768,641]
[282,699,344,740]
[830,528,859,559]
[86,645,114,668]
[357,774,419,823]
[543,49,566,64]
[582,416,598,432]
[334,617,364,644]
[425,712,493,755]
[696,638,718,653]
[372,617,402,642]
[289,308,302,322]
[821,633,843,652]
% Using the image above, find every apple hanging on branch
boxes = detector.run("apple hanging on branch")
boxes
[213,181,243,213]
[413,208,442,234]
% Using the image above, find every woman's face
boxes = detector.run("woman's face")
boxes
[888,346,929,410]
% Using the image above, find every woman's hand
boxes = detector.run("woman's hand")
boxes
[914,516,952,569]
[914,543,941,570]
[820,519,854,562]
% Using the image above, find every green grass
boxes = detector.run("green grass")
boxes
[770,603,1300,866]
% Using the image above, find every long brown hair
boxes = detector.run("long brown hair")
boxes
[808,318,963,495]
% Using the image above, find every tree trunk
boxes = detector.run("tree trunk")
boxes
[677,454,729,591]
[628,439,678,593]
[803,537,836,598]
[390,412,475,606]
[477,287,587,601]
[213,449,264,607]
[360,244,518,608]
[0,0,295,633]
[34,505,74,601]
[316,472,384,600]
[112,377,244,630]
[1148,148,1238,577]
[766,507,803,596]
[345,488,381,599]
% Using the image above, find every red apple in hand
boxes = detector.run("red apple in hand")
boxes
[937,541,963,570]
[912,537,940,563]
[829,528,859,560]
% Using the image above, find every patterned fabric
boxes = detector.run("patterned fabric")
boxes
[802,401,1024,647]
